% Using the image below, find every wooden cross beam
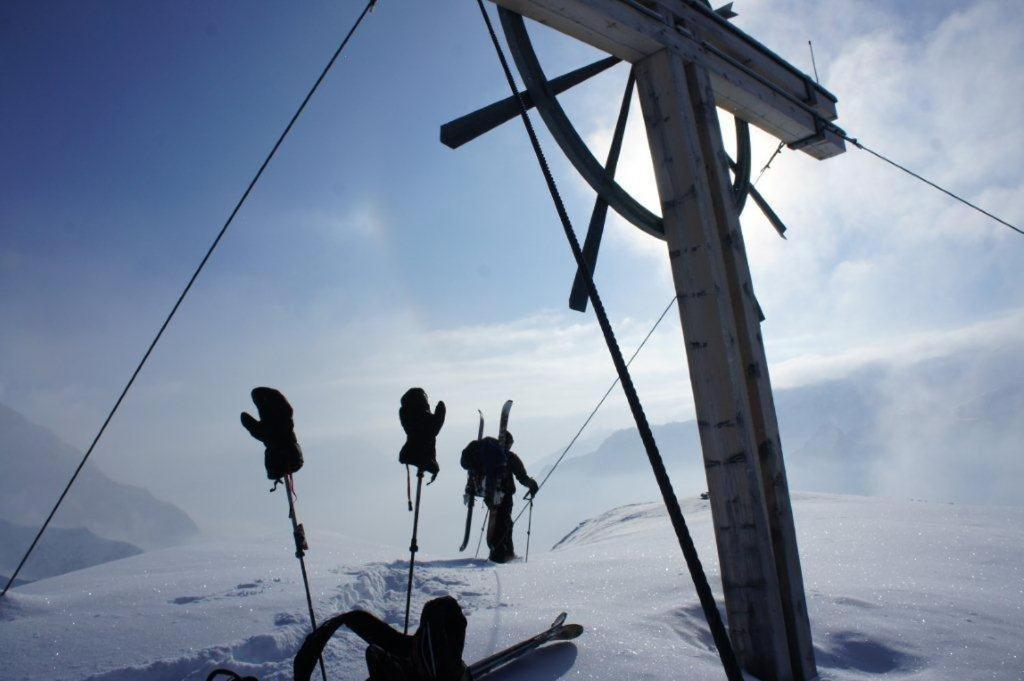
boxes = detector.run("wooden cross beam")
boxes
[480,1,845,680]
[495,0,844,159]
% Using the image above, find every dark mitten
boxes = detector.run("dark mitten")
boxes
[526,477,539,499]
[398,388,444,478]
[241,387,304,482]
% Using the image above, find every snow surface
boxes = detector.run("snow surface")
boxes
[1,493,1021,680]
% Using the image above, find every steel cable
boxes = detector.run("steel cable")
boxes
[1,0,379,599]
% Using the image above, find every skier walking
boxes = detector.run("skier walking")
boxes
[461,430,537,563]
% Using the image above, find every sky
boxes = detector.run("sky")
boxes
[1,0,1022,547]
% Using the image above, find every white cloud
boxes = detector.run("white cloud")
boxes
[549,0,1023,360]
[300,200,390,246]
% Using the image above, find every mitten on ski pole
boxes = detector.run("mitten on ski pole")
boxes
[398,387,446,482]
[241,387,304,488]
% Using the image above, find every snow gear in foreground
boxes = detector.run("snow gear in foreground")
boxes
[295,596,469,681]
[398,388,446,481]
[207,670,258,681]
[241,387,304,487]
[207,593,582,681]
[467,611,582,678]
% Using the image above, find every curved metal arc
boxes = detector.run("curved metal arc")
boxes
[498,8,666,239]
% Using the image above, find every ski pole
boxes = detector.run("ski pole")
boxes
[524,496,534,563]
[475,508,489,559]
[403,469,425,634]
[284,475,328,681]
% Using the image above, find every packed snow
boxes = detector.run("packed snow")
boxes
[1,493,1021,680]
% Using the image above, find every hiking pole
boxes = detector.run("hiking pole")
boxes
[241,388,327,681]
[524,496,534,563]
[474,508,489,558]
[403,469,425,634]
[285,475,329,681]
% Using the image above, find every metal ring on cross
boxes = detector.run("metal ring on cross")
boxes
[497,8,752,241]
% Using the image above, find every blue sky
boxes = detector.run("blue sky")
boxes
[2,0,1022,540]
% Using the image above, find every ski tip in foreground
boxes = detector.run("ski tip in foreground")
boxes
[554,623,584,641]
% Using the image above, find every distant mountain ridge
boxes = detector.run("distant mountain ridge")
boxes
[0,519,141,582]
[532,362,1023,546]
[0,403,199,551]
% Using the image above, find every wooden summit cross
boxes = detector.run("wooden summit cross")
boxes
[445,1,847,679]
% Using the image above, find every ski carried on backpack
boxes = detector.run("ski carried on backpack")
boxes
[459,401,513,552]
[467,612,583,679]
[459,410,486,551]
[498,399,512,447]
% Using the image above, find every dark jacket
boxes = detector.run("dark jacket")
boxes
[398,389,446,475]
[501,452,534,495]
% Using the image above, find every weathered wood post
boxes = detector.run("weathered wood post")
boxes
[454,2,848,677]
[635,48,815,680]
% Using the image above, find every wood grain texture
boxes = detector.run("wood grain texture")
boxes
[683,58,818,681]
[635,48,793,680]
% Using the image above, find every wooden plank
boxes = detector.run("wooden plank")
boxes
[683,57,819,681]
[653,0,838,121]
[490,0,845,159]
[634,47,794,680]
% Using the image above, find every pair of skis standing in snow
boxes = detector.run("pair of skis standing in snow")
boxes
[227,387,577,681]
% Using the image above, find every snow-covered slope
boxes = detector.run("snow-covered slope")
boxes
[1,493,1021,680]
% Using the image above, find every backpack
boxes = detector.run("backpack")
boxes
[460,437,508,507]
[293,596,468,681]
